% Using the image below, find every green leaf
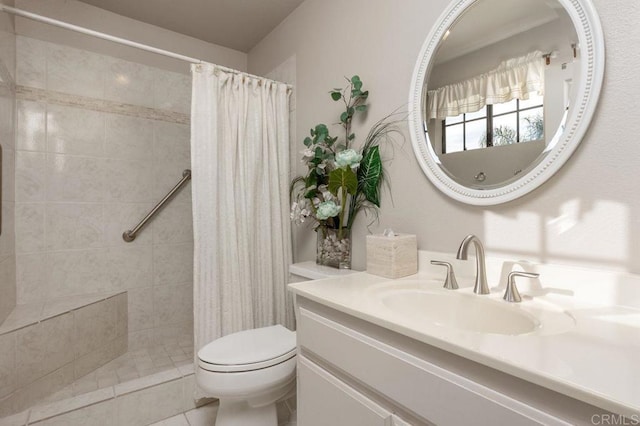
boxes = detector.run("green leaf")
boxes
[348,133,356,141]
[351,75,363,91]
[330,91,342,101]
[357,146,382,207]
[351,89,362,97]
[360,91,369,99]
[340,111,349,123]
[356,105,368,112]
[314,124,328,143]
[305,172,318,189]
[315,124,328,134]
[328,167,358,196]
[303,137,312,147]
[347,107,355,116]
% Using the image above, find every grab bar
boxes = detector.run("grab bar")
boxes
[123,169,191,242]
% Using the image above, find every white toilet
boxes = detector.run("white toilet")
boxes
[196,262,355,425]
[196,325,297,426]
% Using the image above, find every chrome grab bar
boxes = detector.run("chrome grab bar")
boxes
[123,169,191,242]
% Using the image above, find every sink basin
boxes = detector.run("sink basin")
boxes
[381,290,537,335]
[370,280,575,336]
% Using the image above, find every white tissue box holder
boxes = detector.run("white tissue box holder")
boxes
[366,233,417,278]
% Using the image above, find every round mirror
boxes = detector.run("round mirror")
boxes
[408,0,604,205]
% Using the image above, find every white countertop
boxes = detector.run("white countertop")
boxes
[289,253,640,418]
[289,261,360,280]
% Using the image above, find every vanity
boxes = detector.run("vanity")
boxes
[289,251,640,425]
[288,0,627,423]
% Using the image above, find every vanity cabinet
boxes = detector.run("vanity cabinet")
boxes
[298,357,408,426]
[294,297,605,426]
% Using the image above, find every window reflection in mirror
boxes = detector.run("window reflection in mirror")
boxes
[442,93,544,154]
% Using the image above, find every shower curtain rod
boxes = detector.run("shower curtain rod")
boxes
[0,4,292,89]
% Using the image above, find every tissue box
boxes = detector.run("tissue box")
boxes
[366,233,417,278]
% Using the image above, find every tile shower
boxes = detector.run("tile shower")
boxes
[0,5,16,334]
[0,28,198,422]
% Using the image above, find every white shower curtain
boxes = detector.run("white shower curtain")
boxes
[190,63,294,362]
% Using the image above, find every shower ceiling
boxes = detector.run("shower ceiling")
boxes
[79,0,305,52]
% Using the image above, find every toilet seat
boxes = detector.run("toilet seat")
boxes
[199,348,296,373]
[198,325,297,373]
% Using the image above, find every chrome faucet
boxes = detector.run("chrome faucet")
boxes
[456,234,490,295]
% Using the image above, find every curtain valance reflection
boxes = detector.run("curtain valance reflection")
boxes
[427,50,545,120]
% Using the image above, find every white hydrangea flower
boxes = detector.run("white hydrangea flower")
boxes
[335,149,363,169]
[316,200,341,220]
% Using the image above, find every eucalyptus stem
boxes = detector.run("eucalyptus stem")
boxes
[343,87,352,149]
[338,188,347,240]
[319,222,327,240]
[308,199,318,215]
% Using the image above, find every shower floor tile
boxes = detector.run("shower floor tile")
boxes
[40,339,194,405]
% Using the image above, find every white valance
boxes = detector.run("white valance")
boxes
[427,51,545,120]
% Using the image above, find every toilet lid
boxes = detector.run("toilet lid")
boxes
[198,325,296,372]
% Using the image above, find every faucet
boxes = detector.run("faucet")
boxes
[456,234,490,295]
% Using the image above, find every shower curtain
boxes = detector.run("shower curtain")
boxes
[190,63,294,362]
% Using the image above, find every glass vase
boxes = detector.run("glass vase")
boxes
[316,226,351,269]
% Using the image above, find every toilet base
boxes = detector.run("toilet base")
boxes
[216,400,277,426]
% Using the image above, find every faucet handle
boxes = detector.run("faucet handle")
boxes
[430,260,459,290]
[504,271,539,303]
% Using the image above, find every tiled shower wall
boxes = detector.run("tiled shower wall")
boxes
[14,35,194,349]
[0,7,16,324]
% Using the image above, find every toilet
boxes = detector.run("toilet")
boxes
[196,262,356,425]
[196,325,297,426]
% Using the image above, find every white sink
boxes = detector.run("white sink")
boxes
[381,290,537,335]
[370,280,575,336]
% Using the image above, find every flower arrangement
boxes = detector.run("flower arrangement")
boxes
[290,75,400,268]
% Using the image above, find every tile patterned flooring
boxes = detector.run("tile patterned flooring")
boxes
[150,404,297,426]
[7,337,297,425]
[41,338,194,405]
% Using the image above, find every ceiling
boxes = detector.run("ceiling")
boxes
[436,0,563,64]
[79,0,305,52]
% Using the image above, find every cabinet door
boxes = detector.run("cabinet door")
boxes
[298,305,571,425]
[390,414,413,426]
[298,356,393,426]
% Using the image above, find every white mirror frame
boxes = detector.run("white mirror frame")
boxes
[408,0,605,205]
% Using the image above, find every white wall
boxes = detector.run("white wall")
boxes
[248,0,640,274]
[14,0,247,74]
